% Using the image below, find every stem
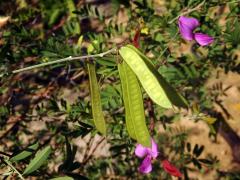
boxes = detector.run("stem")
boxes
[147,98,156,135]
[82,137,105,165]
[0,151,11,157]
[12,48,117,74]
[168,0,206,24]
[82,136,94,163]
[169,0,240,24]
[158,31,178,60]
[0,122,19,141]
[218,0,240,5]
[3,158,25,180]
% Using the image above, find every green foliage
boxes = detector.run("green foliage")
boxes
[23,146,52,175]
[10,142,39,162]
[58,138,81,173]
[225,18,240,47]
[1,0,240,179]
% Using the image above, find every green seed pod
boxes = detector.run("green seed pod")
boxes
[119,44,188,109]
[118,61,151,147]
[87,63,106,135]
[118,62,137,140]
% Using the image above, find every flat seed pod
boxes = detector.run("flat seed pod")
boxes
[87,63,106,135]
[119,45,188,109]
[126,44,188,108]
[50,177,74,180]
[118,61,151,147]
[118,62,137,140]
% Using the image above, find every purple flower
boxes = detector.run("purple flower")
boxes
[135,139,182,177]
[194,33,214,46]
[178,16,200,40]
[135,139,158,174]
[178,16,214,46]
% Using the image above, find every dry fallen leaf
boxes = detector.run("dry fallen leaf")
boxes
[0,16,10,28]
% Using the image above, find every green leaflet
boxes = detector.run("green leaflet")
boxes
[118,61,151,147]
[119,45,188,109]
[23,146,51,175]
[10,142,39,162]
[66,0,77,19]
[87,63,107,135]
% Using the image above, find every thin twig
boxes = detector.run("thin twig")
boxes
[2,158,25,180]
[82,137,105,165]
[0,122,19,141]
[70,68,85,80]
[0,151,11,157]
[146,98,156,136]
[157,31,178,61]
[12,48,117,74]
[168,0,206,24]
[218,0,240,6]
[82,135,94,163]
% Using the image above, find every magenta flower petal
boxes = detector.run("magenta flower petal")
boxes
[178,16,200,41]
[135,144,148,158]
[139,155,152,174]
[150,139,158,158]
[194,33,214,46]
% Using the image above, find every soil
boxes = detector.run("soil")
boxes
[170,70,240,179]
